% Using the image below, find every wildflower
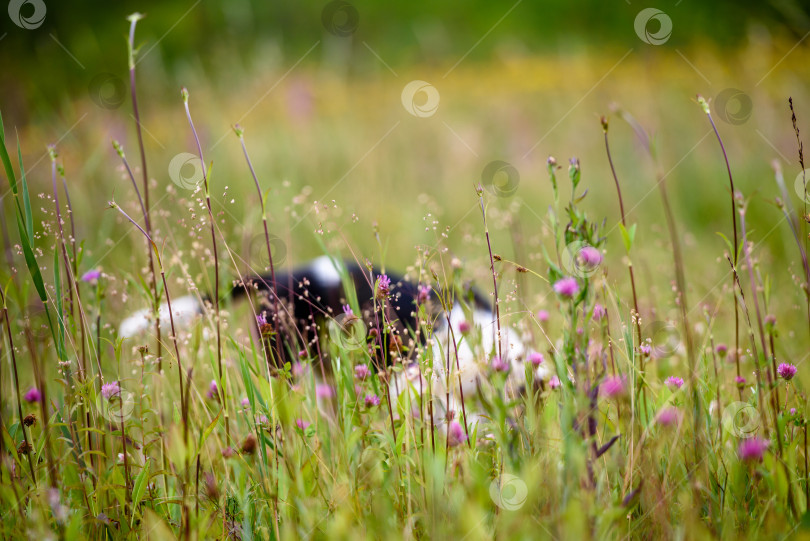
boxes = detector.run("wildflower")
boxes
[491,356,510,373]
[764,314,776,330]
[592,304,606,321]
[657,407,679,427]
[528,352,544,366]
[257,313,274,335]
[715,343,728,357]
[553,277,579,298]
[665,376,684,390]
[549,375,561,389]
[458,320,471,334]
[101,381,120,400]
[316,384,335,399]
[206,380,218,400]
[735,376,747,387]
[81,269,101,283]
[447,421,467,447]
[342,304,355,318]
[376,274,392,299]
[23,414,36,427]
[790,408,797,416]
[292,362,308,378]
[295,418,311,431]
[417,284,431,304]
[738,437,769,462]
[256,414,269,427]
[117,453,125,462]
[777,363,798,381]
[240,433,258,455]
[241,397,250,408]
[24,387,42,403]
[640,344,652,356]
[578,246,602,267]
[354,364,371,380]
[537,310,549,322]
[600,375,626,398]
[222,447,235,458]
[364,394,381,407]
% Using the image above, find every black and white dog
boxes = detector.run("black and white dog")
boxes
[120,256,545,433]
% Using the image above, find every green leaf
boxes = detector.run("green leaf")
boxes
[17,142,33,242]
[16,210,47,302]
[53,248,66,360]
[131,458,150,527]
[619,223,636,253]
[0,110,19,199]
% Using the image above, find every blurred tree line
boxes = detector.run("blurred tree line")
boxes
[1,0,808,124]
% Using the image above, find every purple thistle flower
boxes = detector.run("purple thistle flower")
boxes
[549,375,561,389]
[81,269,101,283]
[657,407,679,427]
[600,376,626,398]
[735,376,747,386]
[417,284,431,304]
[376,274,392,299]
[342,304,353,316]
[295,418,311,431]
[592,304,606,321]
[536,310,549,322]
[256,313,268,327]
[715,343,728,357]
[101,381,120,400]
[354,364,371,380]
[316,384,335,399]
[578,246,602,267]
[639,344,652,356]
[491,356,510,373]
[553,277,579,298]
[364,394,381,407]
[24,387,42,403]
[292,362,308,378]
[447,421,467,447]
[241,397,250,407]
[777,363,798,381]
[458,320,471,334]
[790,408,797,416]
[664,376,684,390]
[738,437,770,462]
[206,380,218,400]
[528,352,544,366]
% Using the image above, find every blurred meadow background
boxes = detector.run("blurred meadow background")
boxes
[4,0,810,538]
